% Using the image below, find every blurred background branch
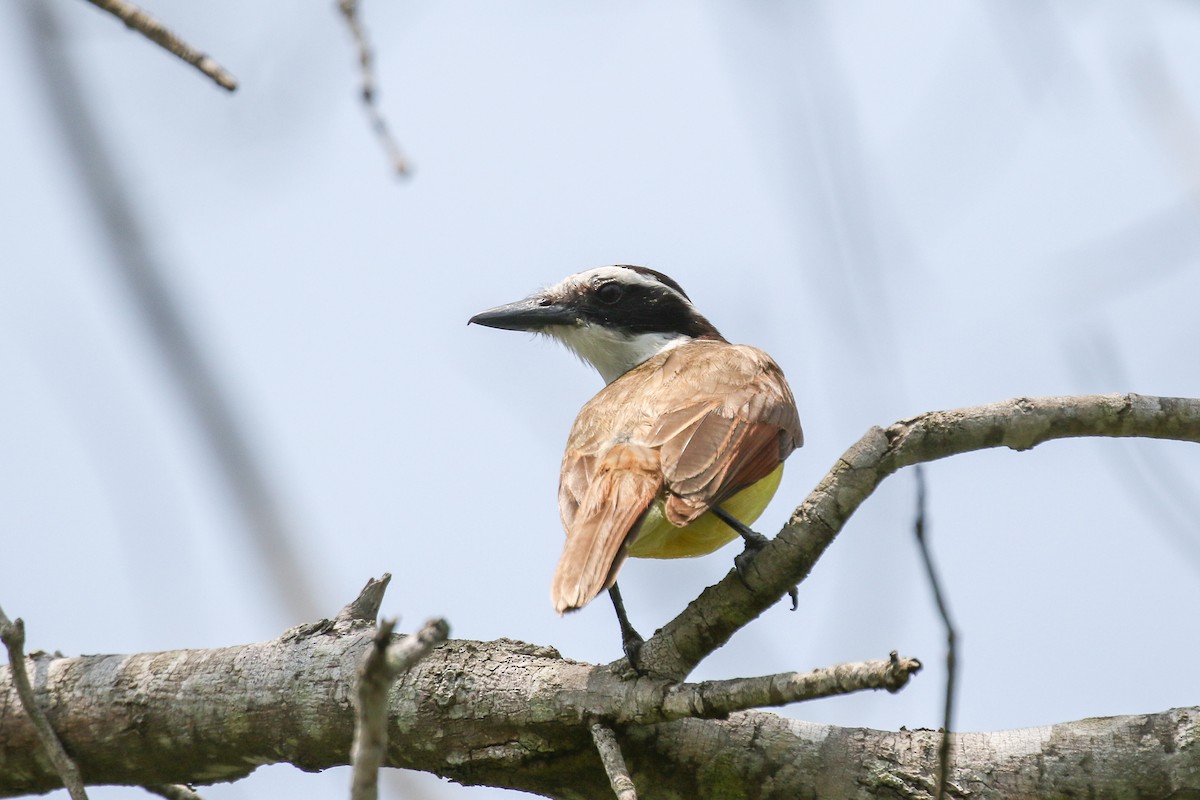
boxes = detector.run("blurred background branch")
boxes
[19,0,317,621]
[81,0,237,90]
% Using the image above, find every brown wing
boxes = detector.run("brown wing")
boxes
[551,339,801,612]
[552,443,662,613]
[651,346,802,526]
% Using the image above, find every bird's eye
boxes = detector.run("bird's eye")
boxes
[596,282,623,304]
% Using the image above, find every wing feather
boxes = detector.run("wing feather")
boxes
[552,339,802,611]
[552,444,661,613]
[652,348,802,525]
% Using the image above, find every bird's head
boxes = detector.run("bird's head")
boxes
[469,265,723,384]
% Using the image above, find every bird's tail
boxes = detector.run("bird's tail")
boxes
[551,444,661,613]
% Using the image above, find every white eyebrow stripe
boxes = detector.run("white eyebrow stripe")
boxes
[548,266,687,301]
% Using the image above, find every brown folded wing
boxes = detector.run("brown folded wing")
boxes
[552,340,802,613]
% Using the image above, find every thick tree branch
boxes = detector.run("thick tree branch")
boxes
[625,706,1200,800]
[0,623,1193,798]
[0,618,920,797]
[636,393,1200,680]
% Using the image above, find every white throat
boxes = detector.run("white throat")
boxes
[549,325,691,384]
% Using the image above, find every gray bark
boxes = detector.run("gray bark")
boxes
[1,622,1196,798]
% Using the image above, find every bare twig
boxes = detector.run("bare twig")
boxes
[913,466,956,800]
[81,0,236,90]
[350,617,450,800]
[349,619,396,800]
[589,723,638,800]
[337,0,411,176]
[660,652,921,722]
[144,784,205,800]
[382,618,450,675]
[0,606,89,800]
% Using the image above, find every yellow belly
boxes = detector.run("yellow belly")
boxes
[624,464,785,559]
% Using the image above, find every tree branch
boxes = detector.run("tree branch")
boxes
[0,607,89,800]
[337,0,411,176]
[589,723,637,800]
[0,622,1193,798]
[637,393,1200,680]
[351,617,449,800]
[658,653,920,722]
[913,465,957,800]
[80,0,237,90]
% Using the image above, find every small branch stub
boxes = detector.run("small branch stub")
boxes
[338,573,392,624]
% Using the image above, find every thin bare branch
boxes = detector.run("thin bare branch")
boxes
[350,619,397,800]
[660,652,921,722]
[638,393,1200,680]
[351,617,449,800]
[383,617,450,675]
[337,0,411,176]
[81,0,236,90]
[913,466,956,800]
[0,606,89,800]
[590,723,638,800]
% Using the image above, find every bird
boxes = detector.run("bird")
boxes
[469,265,803,667]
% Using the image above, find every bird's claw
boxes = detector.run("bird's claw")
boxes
[609,633,648,676]
[733,531,769,584]
[734,533,800,611]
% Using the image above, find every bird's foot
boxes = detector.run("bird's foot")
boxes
[732,531,799,611]
[619,629,645,676]
[713,506,800,610]
[608,583,646,677]
[733,529,770,581]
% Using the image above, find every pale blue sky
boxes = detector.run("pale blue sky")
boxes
[4,2,1200,798]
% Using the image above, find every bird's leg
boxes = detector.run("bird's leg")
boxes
[712,505,799,610]
[607,582,645,671]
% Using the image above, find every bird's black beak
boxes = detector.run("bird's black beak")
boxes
[468,295,577,332]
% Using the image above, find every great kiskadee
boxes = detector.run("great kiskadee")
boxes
[469,266,803,664]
